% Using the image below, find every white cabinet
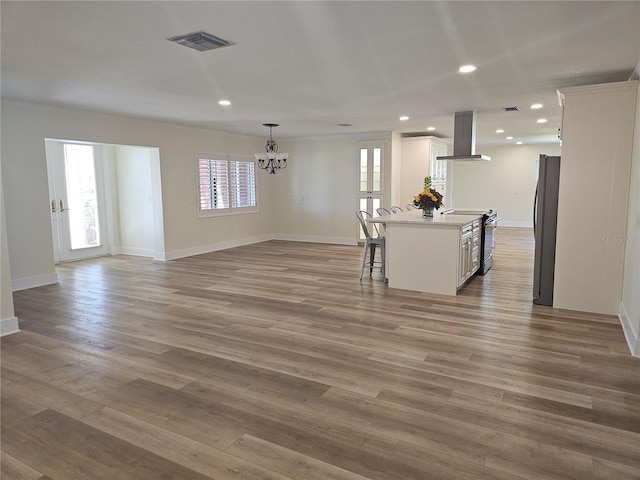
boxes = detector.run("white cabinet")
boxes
[458,219,481,287]
[554,81,638,315]
[375,212,482,296]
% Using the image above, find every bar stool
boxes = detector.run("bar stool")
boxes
[390,206,404,214]
[355,210,385,280]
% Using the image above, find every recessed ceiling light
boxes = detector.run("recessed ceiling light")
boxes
[218,100,231,106]
[506,136,513,140]
[427,126,436,131]
[516,141,523,145]
[537,118,548,123]
[399,116,409,121]
[459,65,476,73]
[496,129,504,134]
[531,103,543,109]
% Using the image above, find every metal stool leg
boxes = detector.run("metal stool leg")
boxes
[359,240,369,280]
[369,244,376,275]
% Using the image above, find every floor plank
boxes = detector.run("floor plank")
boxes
[2,227,638,479]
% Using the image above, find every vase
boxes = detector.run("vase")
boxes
[422,208,433,218]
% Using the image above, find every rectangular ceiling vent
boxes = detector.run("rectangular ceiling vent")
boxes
[503,106,520,112]
[168,31,234,52]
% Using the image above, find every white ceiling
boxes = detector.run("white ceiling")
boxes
[2,1,639,147]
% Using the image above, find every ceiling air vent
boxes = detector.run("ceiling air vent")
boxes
[168,31,234,52]
[503,106,520,112]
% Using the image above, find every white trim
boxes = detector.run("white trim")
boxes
[619,302,640,357]
[195,153,258,218]
[1,317,20,336]
[273,233,358,246]
[162,234,273,261]
[160,234,358,261]
[558,80,639,104]
[114,247,155,258]
[12,272,59,292]
[498,221,534,228]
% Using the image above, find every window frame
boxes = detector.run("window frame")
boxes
[196,153,258,218]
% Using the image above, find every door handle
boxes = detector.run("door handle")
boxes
[59,199,69,212]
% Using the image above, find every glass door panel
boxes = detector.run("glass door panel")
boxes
[46,140,109,262]
[64,144,101,250]
[357,144,384,241]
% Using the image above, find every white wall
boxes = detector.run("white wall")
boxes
[450,143,561,226]
[271,132,390,244]
[1,181,19,336]
[620,83,640,356]
[113,145,156,257]
[1,101,271,288]
[400,137,433,207]
[390,131,403,208]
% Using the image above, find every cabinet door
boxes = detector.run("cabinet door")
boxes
[458,238,470,287]
[458,225,473,286]
[471,221,481,274]
[471,236,480,274]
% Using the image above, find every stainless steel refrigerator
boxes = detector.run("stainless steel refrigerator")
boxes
[533,155,561,306]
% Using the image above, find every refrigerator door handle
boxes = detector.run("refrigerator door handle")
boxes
[533,182,538,235]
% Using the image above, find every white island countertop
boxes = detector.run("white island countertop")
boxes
[370,210,482,226]
[369,210,483,295]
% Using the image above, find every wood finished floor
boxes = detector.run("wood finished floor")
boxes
[2,228,638,480]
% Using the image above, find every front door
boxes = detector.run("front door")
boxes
[46,140,110,262]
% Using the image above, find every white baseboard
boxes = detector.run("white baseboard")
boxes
[272,233,358,246]
[498,221,533,228]
[113,246,155,258]
[12,272,59,292]
[619,302,640,357]
[163,234,273,261]
[0,316,20,337]
[160,234,357,261]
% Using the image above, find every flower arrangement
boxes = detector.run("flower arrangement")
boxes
[413,176,443,214]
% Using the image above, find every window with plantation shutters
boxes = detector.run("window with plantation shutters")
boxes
[197,154,257,217]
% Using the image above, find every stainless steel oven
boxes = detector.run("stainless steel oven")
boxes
[480,211,498,274]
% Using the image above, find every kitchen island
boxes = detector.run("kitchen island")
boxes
[370,210,482,295]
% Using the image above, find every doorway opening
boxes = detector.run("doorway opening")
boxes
[45,139,164,263]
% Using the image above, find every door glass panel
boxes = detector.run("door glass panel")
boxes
[372,147,382,192]
[64,144,101,250]
[357,142,385,242]
[360,149,368,192]
[372,198,381,215]
[358,197,368,240]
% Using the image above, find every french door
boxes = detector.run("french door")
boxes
[46,140,110,262]
[357,142,385,241]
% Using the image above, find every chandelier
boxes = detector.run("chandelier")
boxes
[254,123,288,174]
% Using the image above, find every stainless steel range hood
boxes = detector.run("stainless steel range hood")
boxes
[437,111,491,161]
